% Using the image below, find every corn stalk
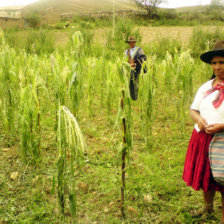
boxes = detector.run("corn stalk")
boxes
[117,60,133,218]
[57,105,86,223]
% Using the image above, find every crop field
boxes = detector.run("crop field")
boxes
[0,25,224,224]
[93,26,224,45]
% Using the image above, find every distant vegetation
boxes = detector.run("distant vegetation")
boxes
[47,5,224,27]
[3,18,224,59]
[16,0,224,28]
[24,12,41,28]
[133,0,166,18]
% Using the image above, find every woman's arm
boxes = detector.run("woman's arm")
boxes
[205,123,224,134]
[190,109,208,131]
[191,109,224,134]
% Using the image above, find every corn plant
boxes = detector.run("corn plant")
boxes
[116,60,133,218]
[57,105,86,223]
[174,51,194,130]
[71,31,84,58]
[0,41,18,145]
[139,58,156,146]
[162,52,176,99]
[18,69,43,162]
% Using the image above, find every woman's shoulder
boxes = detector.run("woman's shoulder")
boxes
[198,79,213,91]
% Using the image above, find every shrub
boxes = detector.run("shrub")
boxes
[189,27,224,57]
[144,37,182,58]
[105,18,142,55]
[66,29,93,55]
[158,9,178,20]
[25,12,41,28]
[55,22,67,29]
[79,21,95,29]
[25,30,55,54]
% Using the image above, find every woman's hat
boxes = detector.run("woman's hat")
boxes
[200,40,224,64]
[126,36,137,43]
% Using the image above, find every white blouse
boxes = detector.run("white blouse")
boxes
[191,79,224,132]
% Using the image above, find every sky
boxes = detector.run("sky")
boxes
[160,0,211,8]
[0,0,39,7]
[0,0,212,8]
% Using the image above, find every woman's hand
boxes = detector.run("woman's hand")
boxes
[197,117,208,131]
[190,109,208,131]
[205,124,224,134]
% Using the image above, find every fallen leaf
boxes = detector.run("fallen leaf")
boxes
[45,186,52,194]
[109,201,114,207]
[152,132,158,136]
[143,194,153,204]
[2,148,10,152]
[32,175,39,183]
[77,182,89,193]
[53,208,59,214]
[127,206,138,216]
[10,172,19,180]
[104,208,109,213]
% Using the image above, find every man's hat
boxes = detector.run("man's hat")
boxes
[126,36,137,43]
[200,40,224,64]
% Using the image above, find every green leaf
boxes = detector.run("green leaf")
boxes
[51,176,55,194]
[69,193,76,218]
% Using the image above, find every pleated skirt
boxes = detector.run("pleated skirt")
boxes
[183,129,224,192]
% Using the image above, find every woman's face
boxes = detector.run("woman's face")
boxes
[211,56,224,81]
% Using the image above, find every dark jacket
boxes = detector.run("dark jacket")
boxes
[132,47,147,74]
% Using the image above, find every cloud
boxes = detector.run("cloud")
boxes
[160,0,210,8]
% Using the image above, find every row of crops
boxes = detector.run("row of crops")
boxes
[0,29,212,223]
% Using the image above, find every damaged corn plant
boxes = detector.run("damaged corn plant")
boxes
[56,105,86,223]
[113,59,133,218]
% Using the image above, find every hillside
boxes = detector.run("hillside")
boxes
[24,0,138,17]
[23,0,139,23]
[175,5,209,13]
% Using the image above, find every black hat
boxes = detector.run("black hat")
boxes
[200,40,224,64]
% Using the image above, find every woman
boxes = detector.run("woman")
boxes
[183,40,224,223]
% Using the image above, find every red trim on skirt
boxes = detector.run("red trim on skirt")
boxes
[183,129,224,192]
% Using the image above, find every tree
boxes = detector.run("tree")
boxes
[25,12,41,28]
[210,0,224,9]
[133,0,165,18]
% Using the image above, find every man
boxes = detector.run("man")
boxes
[125,36,147,100]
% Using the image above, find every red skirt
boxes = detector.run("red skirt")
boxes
[183,129,224,192]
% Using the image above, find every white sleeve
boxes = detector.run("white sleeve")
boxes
[190,85,206,111]
[125,49,128,57]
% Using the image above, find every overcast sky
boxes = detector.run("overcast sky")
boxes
[0,0,212,8]
[160,0,211,8]
[0,0,38,6]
